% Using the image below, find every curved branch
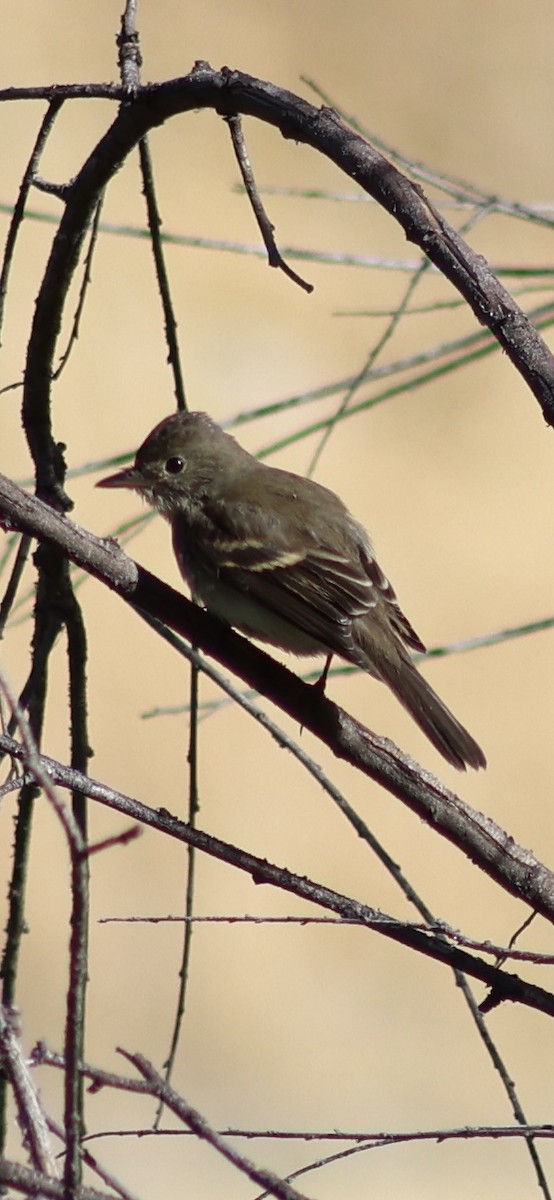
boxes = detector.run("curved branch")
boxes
[21,63,554,506]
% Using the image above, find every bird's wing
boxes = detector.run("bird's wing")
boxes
[356,542,426,654]
[197,488,425,659]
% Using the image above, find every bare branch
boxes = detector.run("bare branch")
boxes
[0,98,63,341]
[138,138,187,410]
[0,1005,58,1177]
[13,63,554,508]
[226,113,313,292]
[120,1050,314,1200]
[1,472,554,920]
[1,731,553,1014]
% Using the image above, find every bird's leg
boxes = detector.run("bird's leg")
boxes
[313,653,333,694]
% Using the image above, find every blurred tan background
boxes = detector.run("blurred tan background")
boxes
[2,2,554,1197]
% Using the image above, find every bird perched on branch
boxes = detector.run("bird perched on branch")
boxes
[98,411,485,771]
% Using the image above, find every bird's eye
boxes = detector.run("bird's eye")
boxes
[165,456,185,475]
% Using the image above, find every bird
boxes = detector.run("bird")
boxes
[97,410,485,771]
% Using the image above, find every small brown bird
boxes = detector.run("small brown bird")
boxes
[98,411,485,771]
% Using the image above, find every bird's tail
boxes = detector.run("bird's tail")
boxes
[377,656,486,771]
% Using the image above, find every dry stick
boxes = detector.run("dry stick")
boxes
[0,1159,111,1200]
[226,113,313,293]
[0,97,63,340]
[468,988,552,1200]
[5,393,88,1190]
[253,1117,550,1200]
[309,256,431,475]
[1,729,554,1017]
[249,303,554,455]
[308,197,495,474]
[151,646,200,1128]
[138,137,187,411]
[0,564,81,1178]
[64,592,91,1200]
[303,76,554,234]
[0,671,89,1199]
[120,1049,314,1200]
[76,1123,554,1147]
[0,534,31,636]
[52,195,104,381]
[2,472,554,924]
[136,605,436,914]
[0,1004,58,1178]
[3,558,91,1193]
[0,557,91,1187]
[121,7,188,419]
[47,1116,139,1200]
[31,1043,554,1156]
[95,916,554,965]
[0,553,61,1157]
[139,618,201,1127]
[117,1,142,94]
[33,1046,314,1200]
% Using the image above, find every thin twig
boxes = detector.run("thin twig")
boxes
[52,195,104,381]
[1,730,554,1014]
[303,76,554,235]
[0,1004,58,1176]
[457,980,552,1200]
[0,1158,112,1200]
[131,606,434,915]
[226,113,313,293]
[0,98,63,341]
[307,197,495,474]
[0,534,31,637]
[120,1049,315,1200]
[0,558,60,1154]
[48,1116,139,1200]
[76,1122,554,1146]
[138,137,187,410]
[308,255,431,474]
[117,0,142,94]
[64,589,91,1200]
[153,654,199,1126]
[98,913,554,965]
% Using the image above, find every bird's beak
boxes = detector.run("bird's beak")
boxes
[96,465,144,490]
